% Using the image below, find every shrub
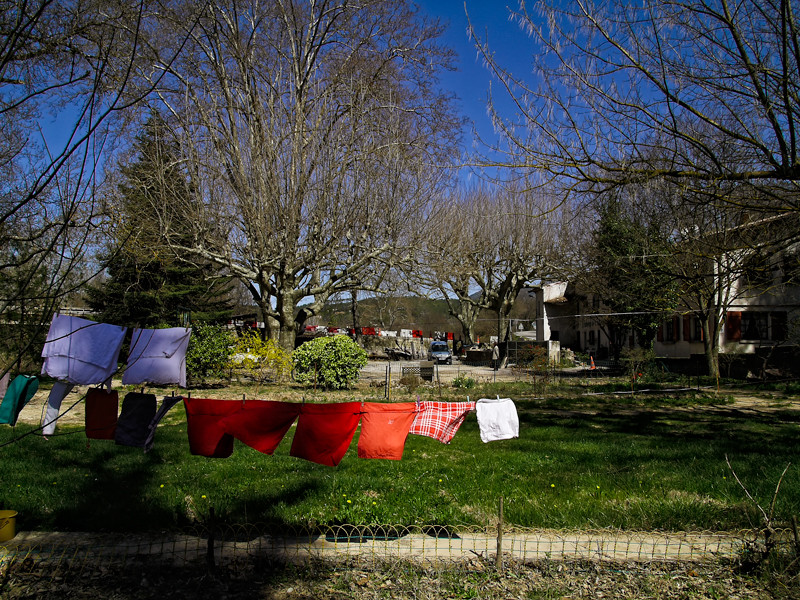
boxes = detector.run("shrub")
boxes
[518,344,549,370]
[293,335,367,390]
[452,375,476,389]
[620,347,656,392]
[186,323,234,381]
[230,331,292,382]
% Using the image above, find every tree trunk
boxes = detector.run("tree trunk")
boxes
[454,302,480,345]
[701,317,719,378]
[276,292,297,351]
[350,289,360,342]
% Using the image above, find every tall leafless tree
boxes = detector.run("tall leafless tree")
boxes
[152,0,460,349]
[0,0,190,373]
[471,0,800,213]
[416,183,567,344]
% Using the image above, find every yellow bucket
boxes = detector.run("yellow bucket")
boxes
[0,510,18,542]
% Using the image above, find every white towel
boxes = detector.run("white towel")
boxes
[476,397,519,443]
[122,327,192,387]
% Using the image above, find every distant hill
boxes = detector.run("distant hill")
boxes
[316,295,461,338]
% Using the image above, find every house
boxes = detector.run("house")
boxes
[531,282,618,359]
[530,255,800,369]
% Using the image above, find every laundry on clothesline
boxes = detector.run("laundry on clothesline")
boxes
[115,392,157,448]
[220,400,301,455]
[0,375,39,426]
[475,397,519,443]
[290,402,363,467]
[122,327,191,387]
[83,390,180,451]
[143,395,183,452]
[184,397,242,458]
[41,315,126,385]
[357,402,418,460]
[42,381,75,436]
[409,400,475,444]
[85,388,119,440]
[179,398,479,465]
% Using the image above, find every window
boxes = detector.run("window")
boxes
[664,318,676,342]
[693,317,703,342]
[588,330,595,345]
[741,311,769,340]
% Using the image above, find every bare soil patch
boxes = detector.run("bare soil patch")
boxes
[1,555,793,599]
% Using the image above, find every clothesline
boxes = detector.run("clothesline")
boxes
[3,314,520,462]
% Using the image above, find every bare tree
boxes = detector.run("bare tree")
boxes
[582,176,800,377]
[471,0,800,213]
[152,0,460,349]
[0,1,189,372]
[665,186,800,377]
[416,183,564,344]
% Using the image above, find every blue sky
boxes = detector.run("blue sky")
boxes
[38,2,534,178]
[415,1,535,171]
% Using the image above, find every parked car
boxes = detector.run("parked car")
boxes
[428,341,453,365]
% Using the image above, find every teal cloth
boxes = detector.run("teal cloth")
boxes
[0,375,39,426]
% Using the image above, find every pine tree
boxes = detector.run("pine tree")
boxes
[87,112,233,328]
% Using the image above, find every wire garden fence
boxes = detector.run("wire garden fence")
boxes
[2,522,797,577]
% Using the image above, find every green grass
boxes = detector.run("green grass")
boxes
[1,383,799,534]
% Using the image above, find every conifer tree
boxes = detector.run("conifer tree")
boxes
[88,112,232,328]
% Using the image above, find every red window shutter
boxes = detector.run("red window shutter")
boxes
[725,311,742,341]
[683,315,692,342]
[657,323,664,342]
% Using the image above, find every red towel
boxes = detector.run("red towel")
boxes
[184,398,241,458]
[85,388,119,440]
[357,402,417,460]
[220,400,300,454]
[409,401,475,444]
[290,402,362,466]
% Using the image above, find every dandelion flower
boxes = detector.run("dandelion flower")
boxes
[347,500,352,504]
[201,495,207,499]
[550,484,555,488]
[160,484,164,488]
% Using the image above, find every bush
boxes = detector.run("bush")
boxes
[452,375,476,389]
[620,347,656,392]
[293,335,367,390]
[229,331,292,382]
[186,323,234,381]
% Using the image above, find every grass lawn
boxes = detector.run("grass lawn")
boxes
[1,377,799,534]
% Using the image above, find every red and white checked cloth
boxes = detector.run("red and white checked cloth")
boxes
[409,401,475,444]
